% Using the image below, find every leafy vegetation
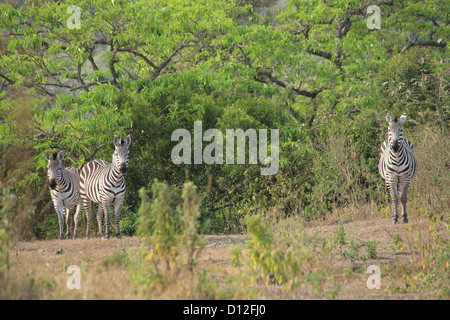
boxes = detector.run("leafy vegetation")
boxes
[1,0,448,238]
[0,0,448,300]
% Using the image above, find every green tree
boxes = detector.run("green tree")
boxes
[0,0,448,237]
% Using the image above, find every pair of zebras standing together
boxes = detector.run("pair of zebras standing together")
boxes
[46,112,418,240]
[45,135,131,239]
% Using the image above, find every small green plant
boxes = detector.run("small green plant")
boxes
[326,281,341,300]
[366,240,378,259]
[133,179,221,298]
[304,269,327,295]
[0,184,16,280]
[244,214,277,283]
[336,220,346,245]
[180,181,205,270]
[393,233,403,251]
[137,179,179,272]
[0,180,42,299]
[410,221,450,299]
[102,244,129,269]
[196,270,220,299]
[342,240,361,263]
[230,245,243,268]
[0,228,9,279]
[231,214,310,293]
[119,207,138,237]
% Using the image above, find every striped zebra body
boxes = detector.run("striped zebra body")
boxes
[80,135,131,239]
[45,151,83,239]
[378,113,418,224]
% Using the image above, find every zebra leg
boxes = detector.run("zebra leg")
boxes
[54,201,65,240]
[388,180,399,224]
[114,199,124,239]
[84,200,93,239]
[73,204,82,239]
[400,180,410,224]
[97,204,104,238]
[65,207,73,239]
[102,202,111,239]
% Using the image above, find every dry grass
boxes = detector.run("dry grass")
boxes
[4,214,448,300]
[7,237,142,299]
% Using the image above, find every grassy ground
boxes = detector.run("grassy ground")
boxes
[5,212,448,300]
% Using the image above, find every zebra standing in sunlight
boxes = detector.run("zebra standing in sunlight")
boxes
[378,113,418,224]
[80,135,131,239]
[45,150,83,239]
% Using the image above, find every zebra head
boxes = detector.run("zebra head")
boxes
[386,113,407,153]
[113,135,131,175]
[45,150,65,190]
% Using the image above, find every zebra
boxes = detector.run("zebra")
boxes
[45,150,83,239]
[378,113,418,224]
[80,135,131,239]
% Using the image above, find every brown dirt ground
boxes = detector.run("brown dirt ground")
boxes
[9,216,449,300]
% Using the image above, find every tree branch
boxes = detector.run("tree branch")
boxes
[87,53,99,71]
[0,73,14,84]
[307,48,333,60]
[236,44,326,99]
[150,42,193,80]
[402,39,447,53]
[416,13,445,27]
[108,42,120,87]
[87,143,108,161]
[255,70,326,99]
[70,80,110,92]
[117,48,158,69]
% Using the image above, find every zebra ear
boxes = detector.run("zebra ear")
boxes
[385,113,393,122]
[125,135,131,147]
[398,114,407,125]
[58,151,64,161]
[45,151,51,161]
[113,135,119,147]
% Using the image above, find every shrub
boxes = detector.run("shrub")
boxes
[180,181,205,270]
[137,179,179,271]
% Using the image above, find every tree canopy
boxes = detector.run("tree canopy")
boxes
[0,0,448,238]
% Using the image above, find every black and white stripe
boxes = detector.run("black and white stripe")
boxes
[378,113,418,224]
[45,150,83,239]
[80,135,131,239]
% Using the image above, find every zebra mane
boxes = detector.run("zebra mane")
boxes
[120,137,124,145]
[394,114,398,122]
[52,150,58,160]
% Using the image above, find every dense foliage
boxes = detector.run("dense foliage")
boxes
[0,0,448,239]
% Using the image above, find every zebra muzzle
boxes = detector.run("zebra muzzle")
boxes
[392,141,400,152]
[119,164,128,174]
[49,179,57,190]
